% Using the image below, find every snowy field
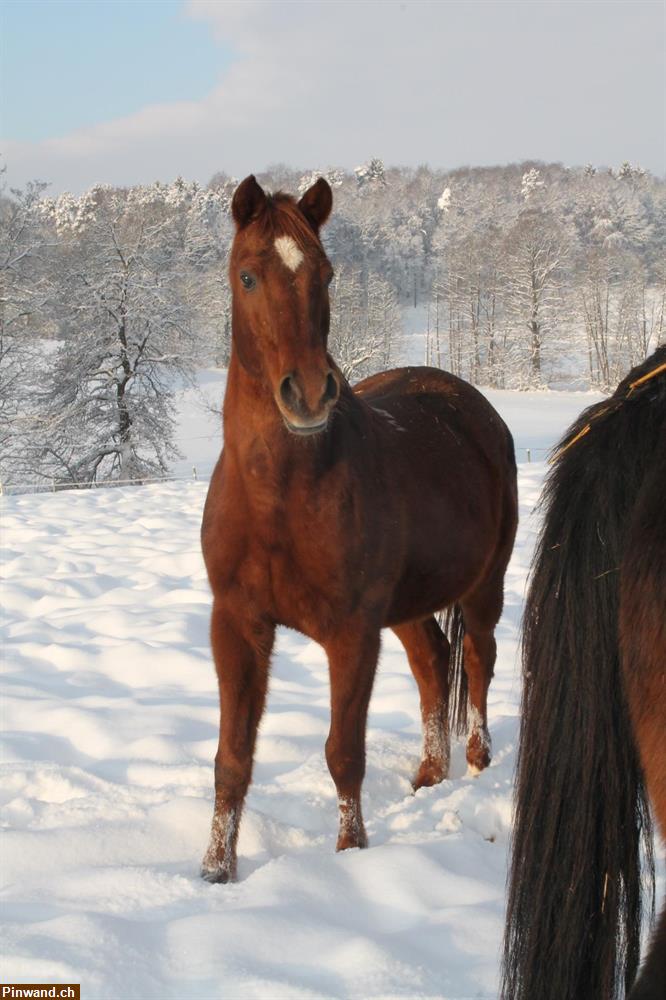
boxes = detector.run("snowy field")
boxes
[7,383,663,1000]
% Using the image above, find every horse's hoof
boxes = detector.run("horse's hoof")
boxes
[412,760,447,791]
[336,828,368,852]
[466,751,490,775]
[466,730,491,774]
[201,865,232,884]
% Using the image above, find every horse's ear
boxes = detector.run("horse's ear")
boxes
[298,178,333,233]
[232,175,267,229]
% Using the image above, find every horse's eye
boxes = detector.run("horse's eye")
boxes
[240,271,256,290]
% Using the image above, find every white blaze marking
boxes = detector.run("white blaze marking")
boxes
[274,235,304,272]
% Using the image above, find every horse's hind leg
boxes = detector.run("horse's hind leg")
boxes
[393,617,451,789]
[461,572,505,774]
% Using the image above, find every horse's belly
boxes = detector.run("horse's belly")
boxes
[385,543,488,625]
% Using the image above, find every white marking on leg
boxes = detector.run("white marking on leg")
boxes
[338,795,366,847]
[202,804,239,879]
[467,705,491,777]
[422,703,450,776]
[274,235,304,272]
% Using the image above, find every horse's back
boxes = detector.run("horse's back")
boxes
[354,366,514,467]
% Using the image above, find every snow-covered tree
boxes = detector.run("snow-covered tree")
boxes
[617,161,646,183]
[437,187,452,214]
[521,168,545,201]
[0,179,52,483]
[329,268,401,381]
[502,208,571,384]
[20,183,205,486]
[578,245,663,388]
[298,168,345,196]
[2,159,664,489]
[355,158,386,189]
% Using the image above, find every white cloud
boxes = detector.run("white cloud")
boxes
[3,0,664,193]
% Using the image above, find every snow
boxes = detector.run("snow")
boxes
[2,386,661,999]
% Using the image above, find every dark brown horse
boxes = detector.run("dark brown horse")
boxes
[502,345,666,999]
[200,175,518,883]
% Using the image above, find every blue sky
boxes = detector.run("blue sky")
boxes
[0,0,233,140]
[2,1,664,193]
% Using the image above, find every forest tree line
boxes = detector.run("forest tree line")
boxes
[1,158,664,487]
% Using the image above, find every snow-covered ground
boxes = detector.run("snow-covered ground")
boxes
[4,384,661,1000]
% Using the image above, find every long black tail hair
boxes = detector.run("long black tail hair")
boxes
[441,603,468,737]
[502,346,666,1000]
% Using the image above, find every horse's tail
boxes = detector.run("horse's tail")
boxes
[441,420,516,740]
[501,350,666,1000]
[441,603,467,736]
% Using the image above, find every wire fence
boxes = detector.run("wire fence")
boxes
[0,465,213,497]
[1,448,552,498]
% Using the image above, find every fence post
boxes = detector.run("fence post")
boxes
[51,478,56,493]
[526,449,531,463]
[192,465,198,481]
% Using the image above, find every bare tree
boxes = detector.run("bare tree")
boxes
[329,267,401,381]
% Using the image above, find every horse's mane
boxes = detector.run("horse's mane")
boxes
[502,344,666,999]
[554,344,666,460]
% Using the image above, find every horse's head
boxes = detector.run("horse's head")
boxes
[229,174,340,436]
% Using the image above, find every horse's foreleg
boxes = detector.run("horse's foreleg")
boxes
[393,617,450,789]
[324,625,380,852]
[201,601,274,883]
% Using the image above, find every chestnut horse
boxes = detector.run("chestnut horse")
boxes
[200,175,518,883]
[502,345,666,999]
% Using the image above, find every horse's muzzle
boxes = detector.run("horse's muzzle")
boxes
[282,416,329,437]
[277,368,339,436]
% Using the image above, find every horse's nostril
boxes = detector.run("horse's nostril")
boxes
[323,372,339,404]
[280,374,297,409]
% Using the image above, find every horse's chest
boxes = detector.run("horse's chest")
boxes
[267,549,335,637]
[244,490,355,639]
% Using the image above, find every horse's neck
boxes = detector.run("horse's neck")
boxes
[223,353,276,439]
[222,353,315,479]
